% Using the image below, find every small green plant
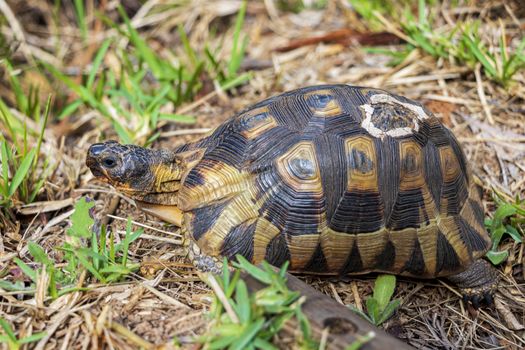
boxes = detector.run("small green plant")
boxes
[4,197,143,298]
[0,318,46,350]
[0,62,53,209]
[485,196,524,265]
[60,197,143,284]
[348,0,409,30]
[48,2,251,146]
[348,274,400,326]
[459,21,525,87]
[200,255,318,349]
[358,0,525,88]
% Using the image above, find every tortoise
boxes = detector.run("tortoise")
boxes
[86,84,498,306]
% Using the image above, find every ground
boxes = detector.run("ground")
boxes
[0,1,524,349]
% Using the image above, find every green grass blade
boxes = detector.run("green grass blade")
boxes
[221,72,251,90]
[0,318,17,342]
[8,148,36,197]
[75,250,105,282]
[87,39,112,89]
[73,0,87,41]
[4,61,28,112]
[33,95,51,170]
[462,34,497,77]
[234,280,251,323]
[14,257,37,282]
[228,1,247,77]
[1,140,9,196]
[19,332,47,344]
[117,5,162,79]
[230,318,264,350]
[178,25,198,67]
[57,99,82,120]
[233,255,272,285]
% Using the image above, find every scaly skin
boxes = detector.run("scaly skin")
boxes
[447,259,499,307]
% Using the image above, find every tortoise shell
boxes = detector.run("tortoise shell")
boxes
[176,85,490,278]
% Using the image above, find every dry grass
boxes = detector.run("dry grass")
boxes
[1,0,524,349]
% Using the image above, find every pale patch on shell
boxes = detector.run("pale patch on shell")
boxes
[360,93,430,139]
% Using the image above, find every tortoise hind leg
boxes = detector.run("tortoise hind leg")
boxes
[447,259,499,308]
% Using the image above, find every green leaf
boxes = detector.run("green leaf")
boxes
[67,197,95,238]
[208,335,237,349]
[99,264,134,275]
[347,304,373,324]
[505,225,522,243]
[376,299,400,325]
[492,203,517,226]
[74,0,87,41]
[0,318,17,342]
[372,274,397,312]
[158,113,196,123]
[8,148,36,196]
[117,5,162,79]
[230,318,265,350]
[14,257,37,282]
[234,280,251,323]
[253,337,278,350]
[486,250,508,265]
[19,332,47,344]
[0,280,31,292]
[87,39,112,89]
[233,255,272,285]
[74,250,105,282]
[365,298,379,325]
[0,140,9,196]
[57,100,83,120]
[228,1,247,77]
[28,242,52,267]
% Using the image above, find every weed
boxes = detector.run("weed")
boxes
[459,21,525,87]
[359,0,525,87]
[0,318,46,350]
[3,197,143,297]
[0,63,53,209]
[200,255,318,349]
[485,195,524,265]
[73,0,87,42]
[49,2,251,145]
[348,275,400,326]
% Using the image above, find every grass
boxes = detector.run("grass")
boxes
[47,2,251,146]
[0,61,53,211]
[1,197,143,298]
[0,318,46,350]
[360,0,525,88]
[200,256,318,349]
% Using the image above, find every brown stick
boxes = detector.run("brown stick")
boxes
[274,29,403,52]
[242,269,413,350]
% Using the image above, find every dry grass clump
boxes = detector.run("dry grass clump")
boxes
[0,0,524,349]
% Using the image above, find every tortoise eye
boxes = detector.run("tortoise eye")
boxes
[102,156,117,168]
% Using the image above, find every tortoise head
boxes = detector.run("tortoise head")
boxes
[86,141,182,206]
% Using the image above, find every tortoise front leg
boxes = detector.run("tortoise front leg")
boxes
[446,259,499,308]
[186,237,224,274]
